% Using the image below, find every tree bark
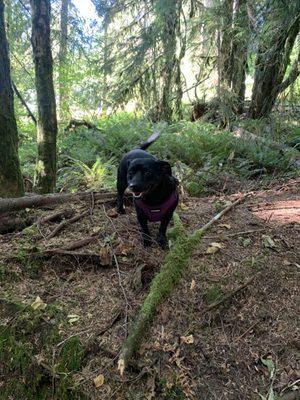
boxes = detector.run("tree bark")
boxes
[30,0,58,193]
[231,0,249,113]
[0,0,24,198]
[220,0,234,87]
[58,0,70,120]
[249,13,300,119]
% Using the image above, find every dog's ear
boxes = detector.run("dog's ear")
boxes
[157,161,172,175]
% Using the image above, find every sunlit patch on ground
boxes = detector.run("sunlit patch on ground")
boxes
[252,199,300,224]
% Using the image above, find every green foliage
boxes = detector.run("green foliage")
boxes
[57,156,116,191]
[18,113,299,194]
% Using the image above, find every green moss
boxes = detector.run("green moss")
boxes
[57,337,84,373]
[0,299,86,399]
[185,181,205,196]
[206,284,223,304]
[164,385,186,400]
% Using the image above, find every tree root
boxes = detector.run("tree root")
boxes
[118,194,250,375]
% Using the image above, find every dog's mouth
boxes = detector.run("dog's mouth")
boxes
[132,191,143,198]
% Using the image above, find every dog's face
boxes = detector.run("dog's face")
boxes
[127,158,172,197]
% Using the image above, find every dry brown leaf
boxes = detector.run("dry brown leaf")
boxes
[180,335,194,345]
[179,203,189,210]
[146,377,156,400]
[107,209,118,218]
[190,279,196,290]
[219,223,231,229]
[206,242,224,254]
[93,373,105,388]
[118,359,125,376]
[99,245,110,265]
[31,296,47,311]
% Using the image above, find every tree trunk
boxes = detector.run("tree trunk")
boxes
[220,0,234,87]
[58,0,70,120]
[231,0,249,113]
[0,0,24,198]
[158,0,181,121]
[249,14,300,119]
[30,0,58,193]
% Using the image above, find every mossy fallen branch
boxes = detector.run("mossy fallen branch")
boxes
[118,194,250,375]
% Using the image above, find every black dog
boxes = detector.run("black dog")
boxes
[117,132,179,249]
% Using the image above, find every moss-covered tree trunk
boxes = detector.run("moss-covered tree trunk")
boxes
[249,14,300,119]
[58,0,70,120]
[30,0,58,194]
[0,0,24,198]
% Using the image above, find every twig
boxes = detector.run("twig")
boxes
[204,275,257,313]
[113,253,129,337]
[205,228,266,239]
[46,211,89,239]
[58,236,98,251]
[38,209,74,224]
[236,319,262,341]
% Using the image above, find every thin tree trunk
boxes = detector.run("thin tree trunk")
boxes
[58,0,70,120]
[249,14,300,119]
[0,0,24,198]
[30,0,58,193]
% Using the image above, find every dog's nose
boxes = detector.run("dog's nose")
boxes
[129,183,138,191]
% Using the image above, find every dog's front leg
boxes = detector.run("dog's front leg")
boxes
[157,210,174,249]
[136,210,152,247]
[117,183,126,214]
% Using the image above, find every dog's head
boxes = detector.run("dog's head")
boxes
[127,158,172,197]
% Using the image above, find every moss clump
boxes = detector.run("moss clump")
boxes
[57,337,85,373]
[0,299,86,399]
[186,181,205,196]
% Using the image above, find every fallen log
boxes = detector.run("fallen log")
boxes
[118,194,250,375]
[0,190,116,215]
[0,215,35,234]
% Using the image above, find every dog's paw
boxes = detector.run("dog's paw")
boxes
[142,235,152,247]
[117,207,126,214]
[157,235,168,250]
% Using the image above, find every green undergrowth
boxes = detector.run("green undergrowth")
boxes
[18,112,299,194]
[0,298,86,399]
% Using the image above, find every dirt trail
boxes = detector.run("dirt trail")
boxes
[0,178,299,399]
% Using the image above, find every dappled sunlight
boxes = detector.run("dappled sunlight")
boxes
[252,199,300,224]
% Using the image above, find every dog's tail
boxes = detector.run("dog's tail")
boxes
[138,123,166,150]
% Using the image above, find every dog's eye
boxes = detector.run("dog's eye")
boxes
[145,172,152,179]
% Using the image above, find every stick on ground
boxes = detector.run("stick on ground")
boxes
[118,194,250,375]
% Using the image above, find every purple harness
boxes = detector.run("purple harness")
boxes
[134,190,178,222]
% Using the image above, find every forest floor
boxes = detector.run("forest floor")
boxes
[0,177,299,400]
